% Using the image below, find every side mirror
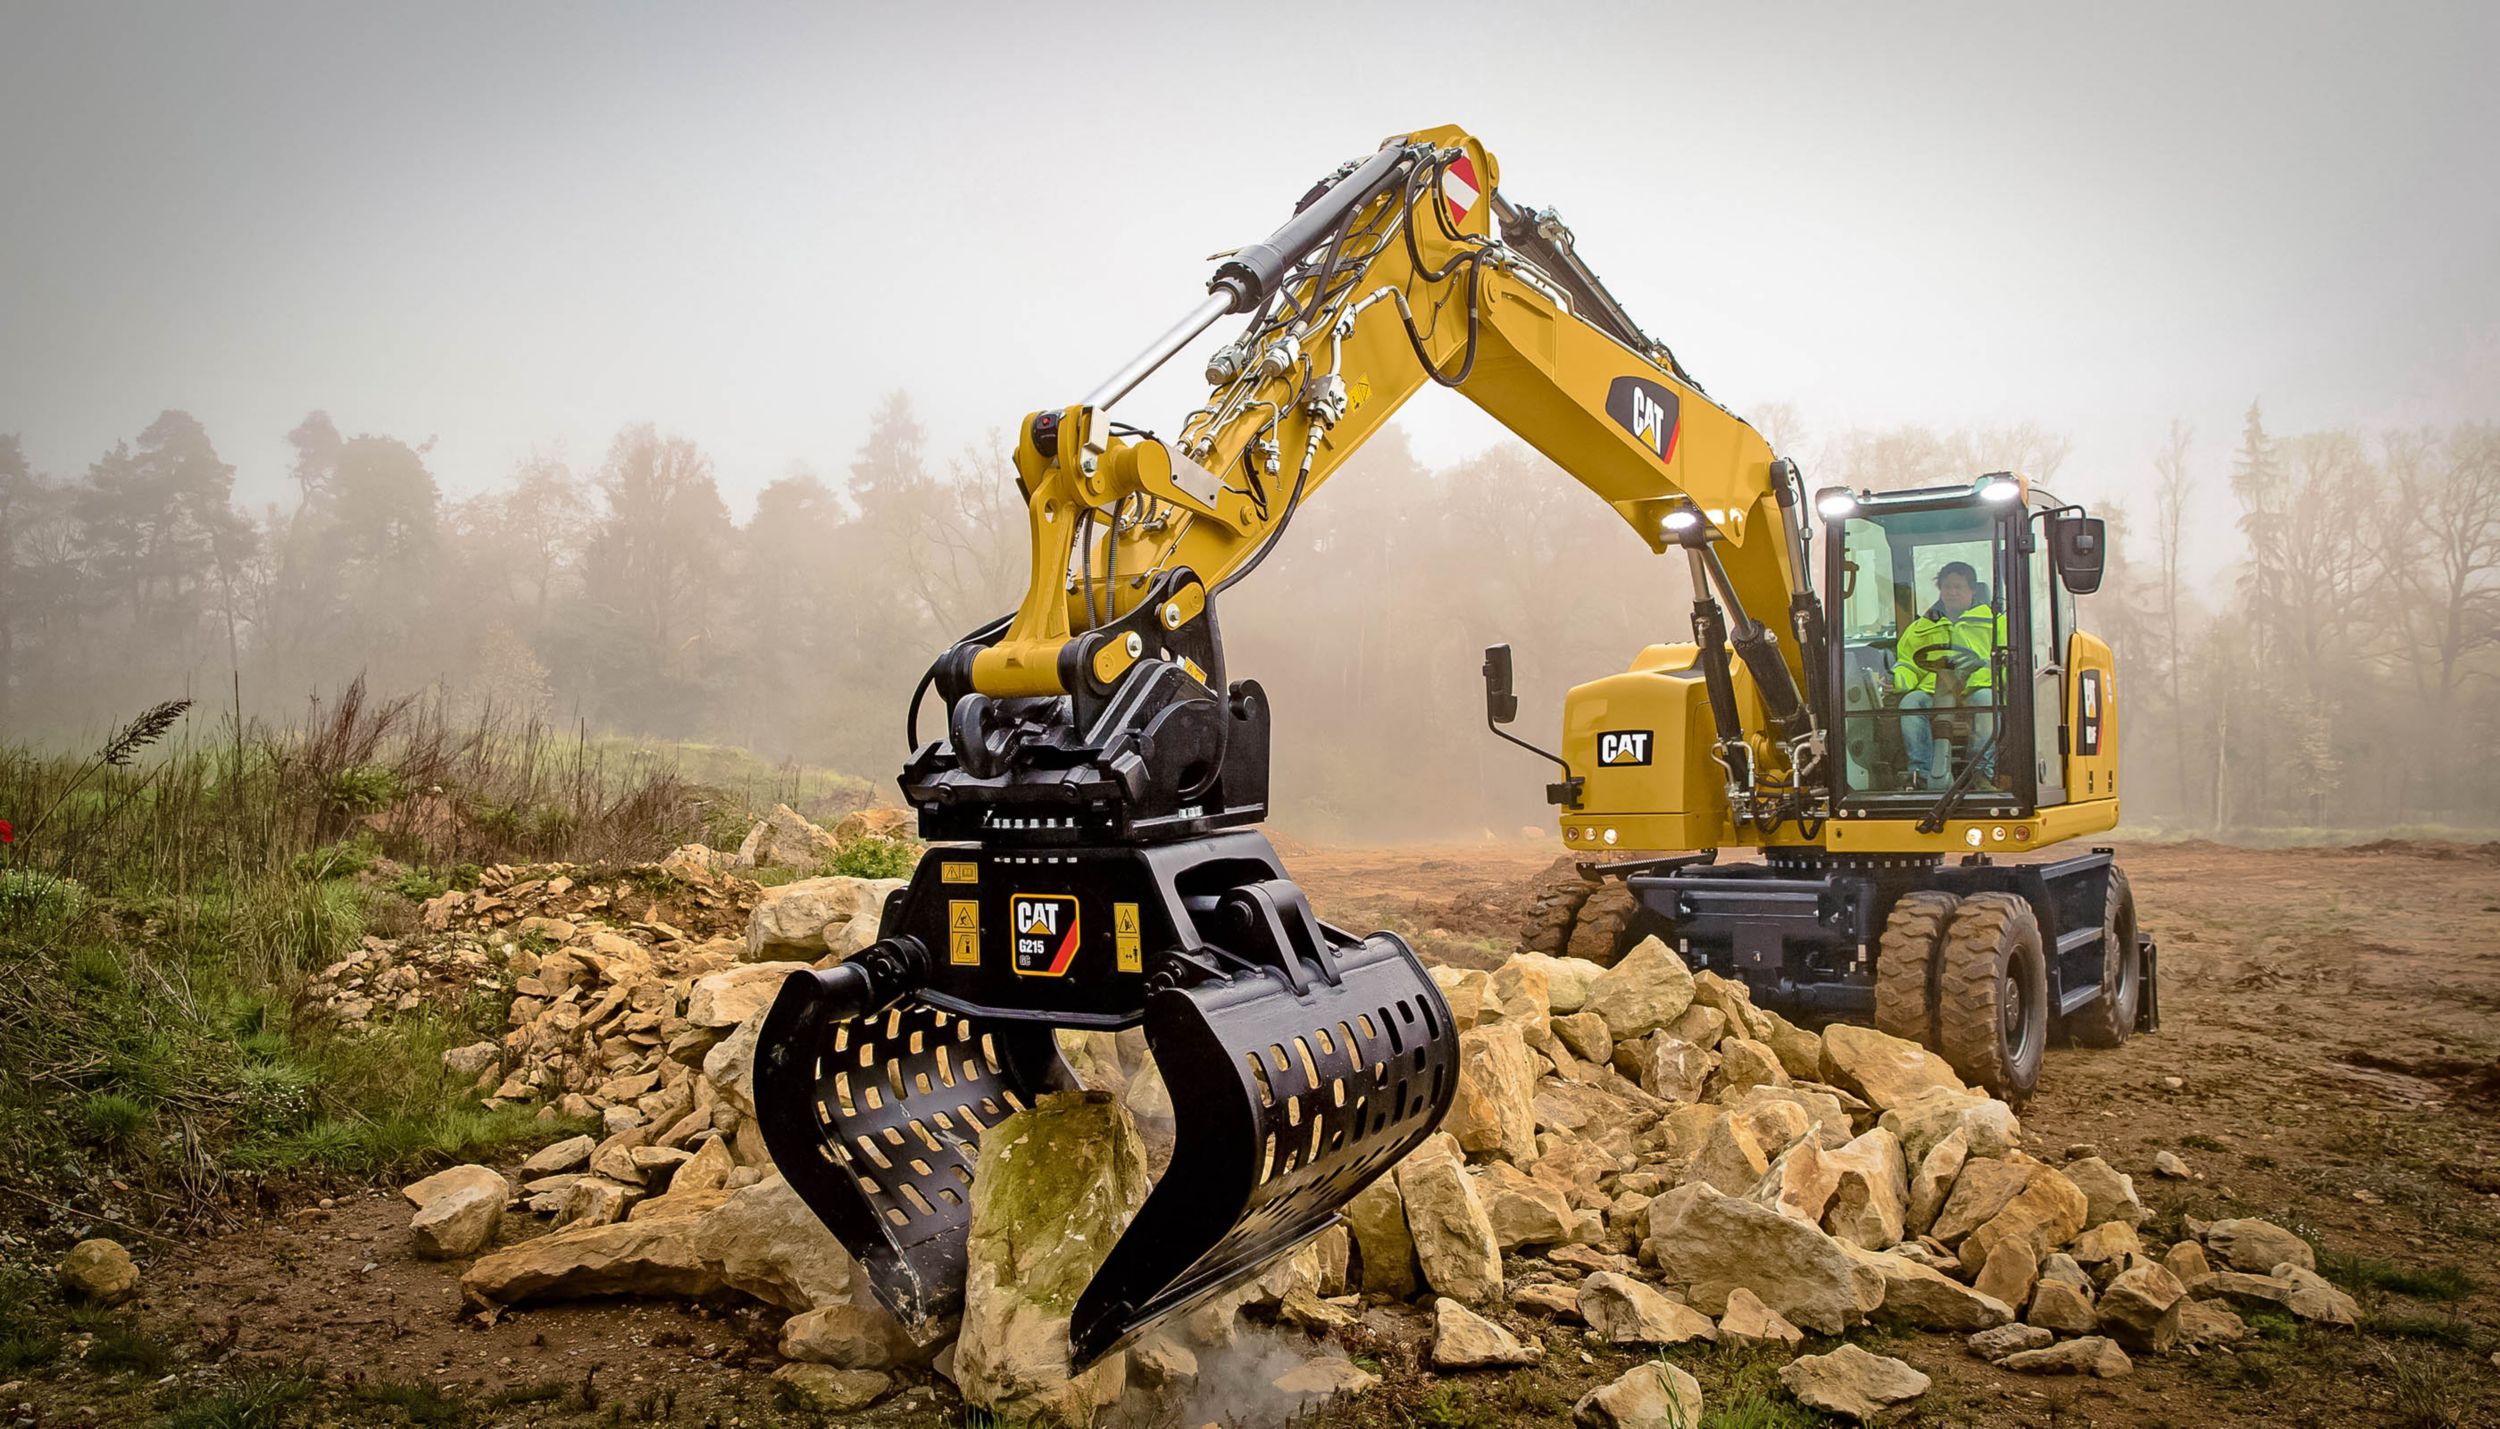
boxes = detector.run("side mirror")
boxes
[1482,644,1519,726]
[2052,516,2107,595]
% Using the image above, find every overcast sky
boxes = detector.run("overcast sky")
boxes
[4,2,2495,583]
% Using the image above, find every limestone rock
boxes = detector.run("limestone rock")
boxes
[2027,1278,2097,1334]
[2153,1149,2195,1179]
[1972,1237,2039,1311]
[1665,1004,1729,1051]
[1128,1333,1197,1391]
[1715,1036,1790,1096]
[1761,1012,1826,1082]
[1346,1174,1421,1297]
[687,962,811,1029]
[2061,1156,2146,1229]
[1396,1135,1503,1304]
[1510,951,1601,1013]
[57,1239,138,1306]
[1573,1361,1703,1429]
[1778,1344,1929,1423]
[1751,1137,1842,1225]
[2275,1265,2361,1325]
[833,806,915,842]
[1930,1157,2034,1244]
[1473,1161,1578,1249]
[1447,1023,1540,1165]
[521,1134,596,1176]
[695,1173,870,1312]
[1431,1296,1540,1368]
[1518,1282,1582,1319]
[1968,1322,2055,1359]
[1431,966,1491,1029]
[738,803,839,869]
[1999,1335,2132,1377]
[2176,1299,2251,1346]
[1586,936,1697,1041]
[957,1091,1145,1427]
[560,1176,637,1227]
[1484,960,1554,1049]
[2203,1218,2315,1274]
[404,1164,508,1258]
[2093,1262,2185,1352]
[2071,1220,2142,1267]
[781,1304,920,1370]
[1581,1271,1718,1346]
[1856,1249,2014,1331]
[1690,970,1773,1040]
[700,1015,764,1121]
[1688,1112,1771,1194]
[1958,1165,2088,1280]
[1818,1024,1967,1111]
[1552,1011,1613,1067]
[461,1217,724,1307]
[1717,1286,1804,1347]
[1273,1356,1377,1399]
[1642,1037,1719,1103]
[1906,1127,1969,1237]
[771,1364,891,1413]
[1645,1182,1886,1335]
[1821,1128,1909,1250]
[1726,1084,1854,1151]
[443,1040,501,1078]
[746,876,902,959]
[2162,1240,2211,1281]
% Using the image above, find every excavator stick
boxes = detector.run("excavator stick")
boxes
[751,832,1456,1366]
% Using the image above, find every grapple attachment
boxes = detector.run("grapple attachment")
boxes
[749,832,1456,1366]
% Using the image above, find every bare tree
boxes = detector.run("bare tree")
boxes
[2153,420,2194,810]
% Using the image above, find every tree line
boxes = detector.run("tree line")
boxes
[2,398,2492,837]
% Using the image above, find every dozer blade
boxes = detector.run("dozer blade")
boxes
[1069,928,1457,1366]
[751,972,1068,1340]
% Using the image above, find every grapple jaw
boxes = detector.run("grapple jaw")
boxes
[749,832,1456,1365]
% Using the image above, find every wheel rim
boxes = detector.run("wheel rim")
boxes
[2003,953,2045,1065]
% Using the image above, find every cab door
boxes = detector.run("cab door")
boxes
[2027,533,2070,808]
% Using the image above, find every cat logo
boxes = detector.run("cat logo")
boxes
[1010,894,1082,977]
[1604,375,1682,465]
[1597,730,1654,767]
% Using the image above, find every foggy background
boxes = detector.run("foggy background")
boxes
[4,2,2496,836]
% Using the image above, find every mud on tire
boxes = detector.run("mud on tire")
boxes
[1873,891,1959,1049]
[2065,866,2141,1048]
[1936,892,2048,1103]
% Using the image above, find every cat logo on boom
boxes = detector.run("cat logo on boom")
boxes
[1604,375,1682,465]
[1598,730,1654,767]
[1009,894,1082,977]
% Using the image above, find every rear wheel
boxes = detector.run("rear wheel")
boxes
[2066,867,2141,1048]
[1873,892,1958,1048]
[1936,893,2048,1103]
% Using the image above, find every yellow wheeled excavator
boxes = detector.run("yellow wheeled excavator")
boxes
[752,123,2155,1369]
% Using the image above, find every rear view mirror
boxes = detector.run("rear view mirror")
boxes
[2052,516,2107,595]
[1482,644,1519,725]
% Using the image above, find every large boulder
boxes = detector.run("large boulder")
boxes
[1687,1112,1772,1194]
[1717,1287,1805,1347]
[833,806,915,842]
[1818,1025,1968,1111]
[2061,1156,2147,1229]
[1508,951,1601,1014]
[694,1173,871,1312]
[957,1091,1146,1427]
[1395,1135,1504,1304]
[1751,1137,1842,1225]
[736,803,839,869]
[461,1217,725,1307]
[1853,1249,2014,1331]
[1573,1361,1703,1429]
[2203,1218,2315,1274]
[1585,936,1696,1041]
[1777,1344,1930,1423]
[1644,1183,1886,1334]
[1929,1157,2037,1244]
[1430,1297,1540,1368]
[781,1304,922,1371]
[1878,1086,2021,1164]
[403,1164,509,1259]
[1580,1271,1719,1346]
[1472,1162,1579,1250]
[1999,1336,2133,1377]
[745,877,903,960]
[771,1364,891,1413]
[687,962,813,1029]
[1446,1024,1540,1165]
[1482,961,1554,1050]
[57,1239,138,1306]
[1906,1127,1970,1237]
[1958,1165,2089,1280]
[1820,1128,1909,1250]
[2095,1262,2185,1352]
[1641,1037,1719,1103]
[1346,1174,1421,1297]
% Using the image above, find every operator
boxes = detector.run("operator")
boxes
[1891,561,2001,789]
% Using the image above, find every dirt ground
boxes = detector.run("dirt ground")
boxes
[19,838,2500,1427]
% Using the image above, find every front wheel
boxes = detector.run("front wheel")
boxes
[1936,893,2048,1104]
[2066,867,2141,1048]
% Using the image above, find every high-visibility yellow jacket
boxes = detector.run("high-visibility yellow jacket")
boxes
[1893,603,2003,694]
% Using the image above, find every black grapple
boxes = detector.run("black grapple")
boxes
[751,571,1457,1367]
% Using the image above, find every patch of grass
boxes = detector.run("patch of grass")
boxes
[2179,1132,2229,1153]
[160,1371,317,1429]
[484,1380,568,1409]
[351,1378,476,1426]
[1702,1390,1825,1429]
[86,1319,175,1375]
[0,1324,61,1374]
[81,1090,155,1146]
[824,833,919,879]
[2370,1310,2486,1350]
[2246,1308,2302,1343]
[1415,1383,1504,1429]
[2382,1348,2468,1429]
[2320,1249,2475,1301]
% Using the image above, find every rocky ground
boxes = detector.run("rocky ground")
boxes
[11,830,2498,1427]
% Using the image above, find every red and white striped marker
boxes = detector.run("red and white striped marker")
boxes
[1441,154,1480,225]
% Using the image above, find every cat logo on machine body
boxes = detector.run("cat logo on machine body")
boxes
[1605,375,1682,465]
[1010,893,1083,977]
[1597,729,1654,767]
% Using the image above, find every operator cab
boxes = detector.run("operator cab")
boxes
[1816,475,2104,821]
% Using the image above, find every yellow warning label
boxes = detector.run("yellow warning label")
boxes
[949,899,980,932]
[950,929,981,966]
[1113,901,1142,974]
[942,861,978,884]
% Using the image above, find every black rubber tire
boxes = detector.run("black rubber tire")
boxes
[2066,867,2141,1048]
[1873,891,1959,1049]
[1937,893,2049,1104]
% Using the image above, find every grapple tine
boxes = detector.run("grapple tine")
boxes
[1068,929,1456,1366]
[752,969,1067,1340]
